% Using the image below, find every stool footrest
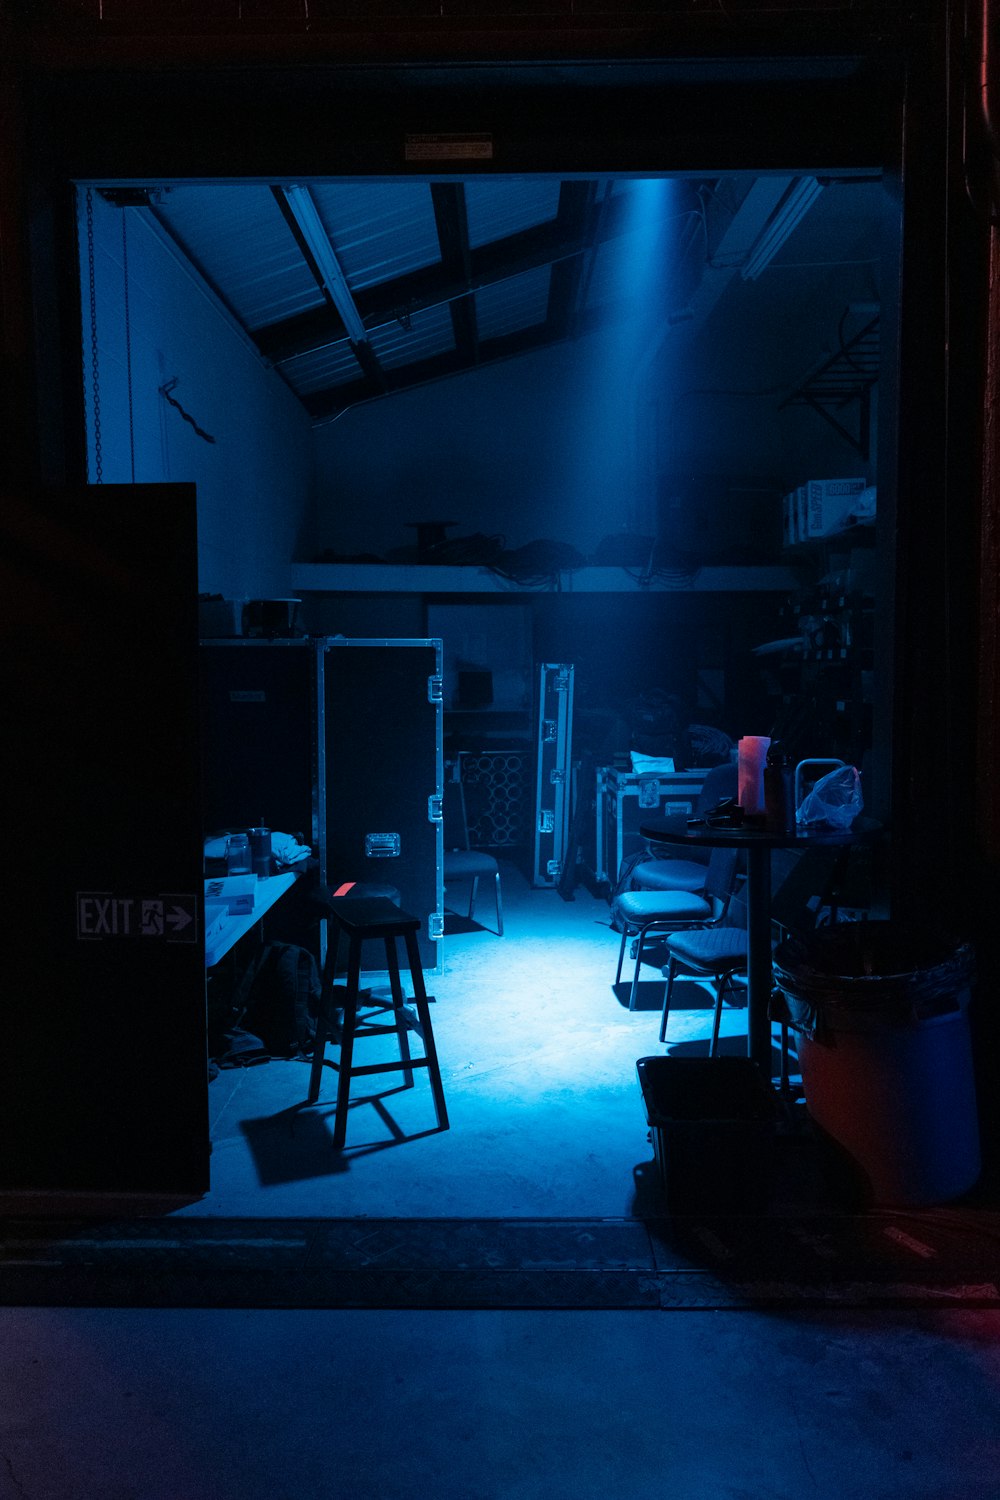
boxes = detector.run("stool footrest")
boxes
[341,1057,433,1079]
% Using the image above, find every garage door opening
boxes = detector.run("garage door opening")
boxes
[71,163,893,1216]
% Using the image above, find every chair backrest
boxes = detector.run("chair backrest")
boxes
[696,761,738,815]
[443,777,470,852]
[703,846,740,915]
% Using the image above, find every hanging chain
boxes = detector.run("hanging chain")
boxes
[122,209,136,483]
[85,187,103,484]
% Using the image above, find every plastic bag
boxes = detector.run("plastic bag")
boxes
[796,764,863,830]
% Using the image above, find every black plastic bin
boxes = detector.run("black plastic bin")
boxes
[772,923,980,1205]
[636,1056,778,1213]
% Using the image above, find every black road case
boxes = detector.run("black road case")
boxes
[199,637,444,972]
[320,638,443,972]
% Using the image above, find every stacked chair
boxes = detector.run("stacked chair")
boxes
[612,846,740,1010]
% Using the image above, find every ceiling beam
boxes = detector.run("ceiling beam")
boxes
[254,188,638,365]
[545,180,599,339]
[430,181,478,365]
[271,183,387,390]
[304,295,626,422]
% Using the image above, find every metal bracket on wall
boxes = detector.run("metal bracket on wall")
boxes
[779,315,879,459]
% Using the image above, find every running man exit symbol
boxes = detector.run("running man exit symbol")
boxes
[142,900,164,936]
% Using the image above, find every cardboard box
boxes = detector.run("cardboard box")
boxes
[204,875,256,915]
[795,484,809,542]
[804,477,867,538]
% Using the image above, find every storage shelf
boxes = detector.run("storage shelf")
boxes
[290,563,800,594]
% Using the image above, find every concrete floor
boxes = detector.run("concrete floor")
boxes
[5,865,1000,1499]
[185,861,778,1219]
[2,1306,999,1499]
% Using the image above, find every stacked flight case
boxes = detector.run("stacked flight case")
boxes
[199,638,443,971]
[593,764,708,889]
[533,663,575,886]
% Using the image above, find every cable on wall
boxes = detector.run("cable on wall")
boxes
[159,379,216,445]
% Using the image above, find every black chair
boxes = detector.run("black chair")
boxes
[659,920,749,1053]
[443,777,503,935]
[660,850,858,1063]
[612,846,740,1011]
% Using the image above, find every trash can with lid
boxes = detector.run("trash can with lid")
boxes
[772,923,980,1205]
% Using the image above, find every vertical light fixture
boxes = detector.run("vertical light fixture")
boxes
[740,176,824,281]
[282,184,368,343]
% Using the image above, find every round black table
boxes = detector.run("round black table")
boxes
[638,815,885,1075]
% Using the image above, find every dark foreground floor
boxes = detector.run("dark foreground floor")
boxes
[2,1304,999,1500]
[2,869,998,1496]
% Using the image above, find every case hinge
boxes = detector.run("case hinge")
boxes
[428,675,443,703]
[428,794,443,823]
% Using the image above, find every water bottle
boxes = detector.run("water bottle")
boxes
[764,743,796,833]
[226,832,252,875]
[248,825,272,879]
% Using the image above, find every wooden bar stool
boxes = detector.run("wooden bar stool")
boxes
[307,896,449,1149]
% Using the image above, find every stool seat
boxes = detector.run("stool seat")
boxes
[306,899,448,1148]
[325,896,419,934]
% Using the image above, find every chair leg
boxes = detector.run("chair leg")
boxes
[332,936,363,1150]
[493,871,504,936]
[709,973,728,1058]
[629,928,647,1011]
[384,934,414,1089]
[659,956,677,1044]
[402,930,449,1135]
[615,927,629,988]
[468,875,480,921]
[308,1003,329,1104]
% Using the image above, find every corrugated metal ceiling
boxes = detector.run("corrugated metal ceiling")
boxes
[119,173,876,423]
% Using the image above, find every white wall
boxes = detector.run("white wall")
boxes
[311,303,875,566]
[78,189,315,598]
[312,328,649,561]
